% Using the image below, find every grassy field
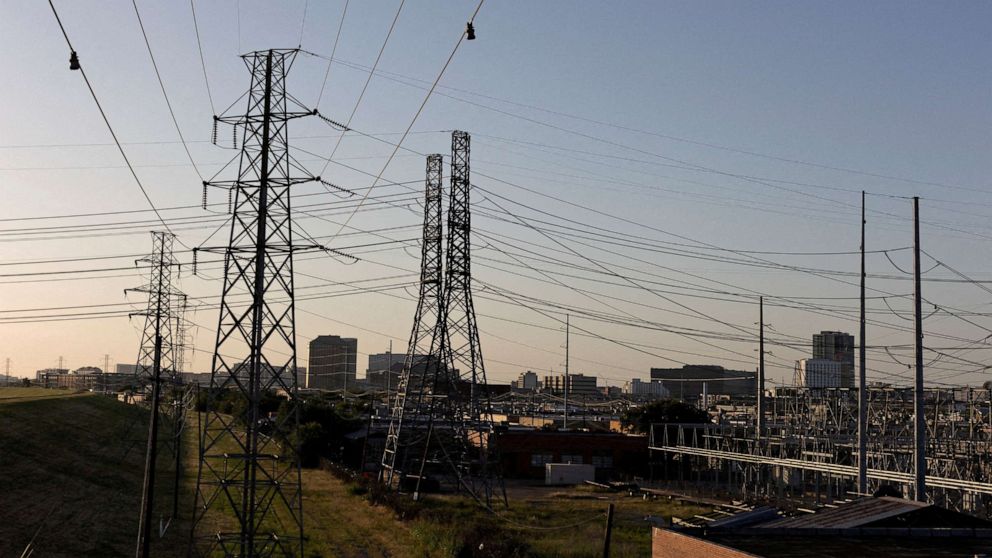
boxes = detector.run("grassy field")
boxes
[0,387,707,557]
[0,387,188,557]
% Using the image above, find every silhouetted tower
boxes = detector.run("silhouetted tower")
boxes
[190,49,314,557]
[437,131,502,506]
[381,132,503,506]
[128,230,183,557]
[381,153,445,488]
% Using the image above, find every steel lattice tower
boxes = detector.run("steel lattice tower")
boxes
[436,130,502,506]
[381,132,503,507]
[381,154,445,489]
[128,230,184,556]
[190,49,313,557]
[130,231,181,388]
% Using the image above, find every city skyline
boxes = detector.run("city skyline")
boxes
[1,1,990,391]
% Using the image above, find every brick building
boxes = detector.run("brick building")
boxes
[498,430,647,481]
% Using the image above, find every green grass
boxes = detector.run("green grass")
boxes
[0,386,82,401]
[0,387,187,557]
[402,486,709,558]
[0,387,708,557]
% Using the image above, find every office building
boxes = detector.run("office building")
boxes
[794,358,842,388]
[812,331,855,387]
[625,378,670,399]
[650,365,756,400]
[512,371,540,391]
[542,373,598,397]
[307,335,357,391]
[366,352,429,391]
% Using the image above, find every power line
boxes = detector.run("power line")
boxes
[189,0,216,115]
[309,0,485,246]
[314,0,349,108]
[132,0,206,183]
[314,0,406,175]
[46,0,179,241]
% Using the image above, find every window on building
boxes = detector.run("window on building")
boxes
[530,453,554,467]
[560,453,583,464]
[591,454,614,468]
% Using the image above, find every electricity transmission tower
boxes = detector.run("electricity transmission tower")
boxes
[190,48,317,557]
[128,230,184,556]
[381,153,445,492]
[381,132,504,507]
[440,131,503,506]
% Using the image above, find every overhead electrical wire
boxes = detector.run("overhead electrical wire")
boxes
[189,0,216,115]
[314,0,349,108]
[314,0,406,175]
[45,0,179,241]
[319,56,985,195]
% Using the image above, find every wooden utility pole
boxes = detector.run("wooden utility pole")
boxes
[602,503,615,558]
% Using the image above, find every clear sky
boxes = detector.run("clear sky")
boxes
[1,1,990,389]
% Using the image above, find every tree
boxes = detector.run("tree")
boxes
[293,422,326,468]
[621,399,709,434]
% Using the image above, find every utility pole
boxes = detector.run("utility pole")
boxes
[757,297,765,437]
[386,339,392,401]
[858,190,868,494]
[913,196,927,502]
[602,503,615,558]
[135,335,162,558]
[564,314,570,431]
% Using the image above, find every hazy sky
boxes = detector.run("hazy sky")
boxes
[1,1,990,388]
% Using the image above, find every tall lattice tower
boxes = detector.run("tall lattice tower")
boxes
[381,154,445,490]
[128,230,184,555]
[190,49,312,557]
[381,132,503,507]
[130,231,181,388]
[438,130,502,506]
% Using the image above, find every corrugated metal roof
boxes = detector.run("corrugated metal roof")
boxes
[709,507,780,528]
[760,497,928,529]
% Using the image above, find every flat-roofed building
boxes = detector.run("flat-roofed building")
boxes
[812,330,855,387]
[794,358,841,388]
[650,365,756,400]
[308,335,357,391]
[542,373,598,396]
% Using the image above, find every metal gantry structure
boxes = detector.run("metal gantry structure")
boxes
[650,386,992,515]
[190,48,316,557]
[128,230,185,556]
[649,197,992,516]
[381,132,504,507]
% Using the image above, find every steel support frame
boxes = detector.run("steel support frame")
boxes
[190,48,312,558]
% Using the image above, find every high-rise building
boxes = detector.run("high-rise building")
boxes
[307,335,357,391]
[812,331,855,387]
[542,373,598,396]
[514,371,540,391]
[794,358,842,388]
